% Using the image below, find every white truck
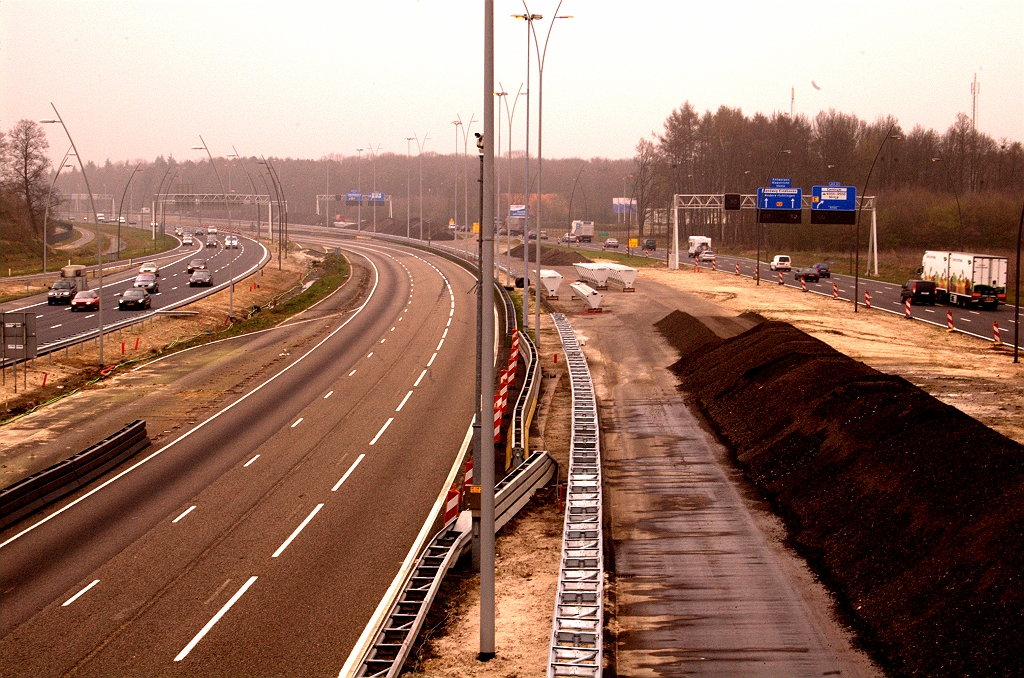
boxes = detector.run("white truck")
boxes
[921,250,1007,310]
[688,236,712,258]
[570,220,594,243]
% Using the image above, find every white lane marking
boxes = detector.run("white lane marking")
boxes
[349,369,357,376]
[243,454,260,467]
[449,309,454,317]
[925,309,935,313]
[36,314,44,318]
[390,327,395,331]
[414,369,427,387]
[367,352,373,358]
[171,286,178,291]
[62,579,100,607]
[0,246,370,551]
[435,338,444,351]
[324,390,334,398]
[961,318,972,323]
[380,338,386,344]
[85,314,95,319]
[272,503,324,558]
[291,417,303,428]
[370,417,394,445]
[332,454,365,492]
[396,390,413,412]
[203,578,233,606]
[172,506,197,523]
[446,318,451,327]
[175,576,259,661]
[398,317,403,322]
[50,324,62,329]
[442,328,448,338]
[427,353,437,367]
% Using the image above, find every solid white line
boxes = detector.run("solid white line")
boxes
[174,576,258,661]
[332,454,365,491]
[396,390,413,412]
[435,338,444,350]
[324,390,334,398]
[62,579,100,607]
[0,251,380,552]
[291,418,303,428]
[369,417,394,445]
[272,504,324,558]
[414,369,427,387]
[172,506,197,523]
[243,454,260,467]
[427,353,437,367]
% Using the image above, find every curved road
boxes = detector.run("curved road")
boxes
[0,242,478,676]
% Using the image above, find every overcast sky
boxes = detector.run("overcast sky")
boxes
[3,0,1022,166]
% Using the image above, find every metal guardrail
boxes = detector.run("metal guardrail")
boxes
[549,313,603,677]
[354,450,557,677]
[508,327,539,468]
[0,420,149,529]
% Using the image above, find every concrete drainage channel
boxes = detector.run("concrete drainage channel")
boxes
[547,313,603,677]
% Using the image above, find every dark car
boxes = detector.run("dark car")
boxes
[71,289,100,311]
[793,267,820,283]
[812,263,831,278]
[206,236,218,248]
[187,258,206,273]
[133,273,159,293]
[118,288,151,310]
[47,278,79,305]
[189,270,213,287]
[901,279,936,305]
[642,238,656,251]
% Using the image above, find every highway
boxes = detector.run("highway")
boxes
[0,241,478,676]
[2,233,268,350]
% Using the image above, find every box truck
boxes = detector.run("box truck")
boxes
[570,220,594,243]
[688,236,712,258]
[921,251,1007,310]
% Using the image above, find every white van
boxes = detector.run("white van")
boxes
[770,255,792,271]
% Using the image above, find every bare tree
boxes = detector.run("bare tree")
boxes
[632,138,657,236]
[2,120,52,238]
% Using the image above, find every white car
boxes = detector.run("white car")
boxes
[604,238,619,249]
[225,235,239,248]
[208,225,218,234]
[182,235,193,245]
[770,255,792,271]
[698,250,716,263]
[138,261,159,277]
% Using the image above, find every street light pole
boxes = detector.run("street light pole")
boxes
[932,156,965,251]
[356,148,364,233]
[41,104,105,366]
[191,136,232,235]
[405,137,415,239]
[452,120,461,247]
[1014,200,1022,363]
[854,124,901,312]
[499,83,524,286]
[115,164,144,260]
[458,113,477,249]
[367,142,382,233]
[42,145,75,274]
[756,148,791,286]
[229,147,261,239]
[414,134,430,240]
[512,11,541,335]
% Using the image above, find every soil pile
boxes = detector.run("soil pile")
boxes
[508,244,591,266]
[658,314,1024,677]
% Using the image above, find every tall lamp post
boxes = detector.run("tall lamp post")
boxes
[405,137,415,238]
[525,1,572,345]
[42,145,75,273]
[512,11,540,335]
[356,148,364,233]
[499,83,524,285]
[1013,201,1022,363]
[191,136,232,235]
[228,147,261,239]
[854,125,901,312]
[755,148,791,286]
[457,113,477,250]
[259,156,286,270]
[41,104,105,366]
[932,156,965,251]
[367,142,381,233]
[115,164,144,260]
[414,134,430,240]
[451,119,462,247]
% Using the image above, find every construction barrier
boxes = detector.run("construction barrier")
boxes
[946,310,955,332]
[993,322,1003,345]
[711,259,717,272]
[444,484,460,524]
[833,282,839,299]
[801,278,807,292]
[735,262,740,275]
[865,290,872,308]
[778,271,784,285]
[905,299,912,318]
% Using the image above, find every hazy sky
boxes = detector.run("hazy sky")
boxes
[3,0,1022,166]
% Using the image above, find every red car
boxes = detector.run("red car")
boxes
[71,289,100,311]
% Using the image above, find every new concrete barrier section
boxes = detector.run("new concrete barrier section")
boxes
[0,420,150,529]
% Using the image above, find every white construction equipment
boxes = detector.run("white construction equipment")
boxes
[570,282,604,311]
[540,269,563,299]
[572,262,610,289]
[604,263,637,291]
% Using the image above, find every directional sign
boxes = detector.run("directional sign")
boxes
[811,185,856,211]
[757,187,802,210]
[345,190,362,205]
[1,312,38,360]
[509,204,527,218]
[769,178,792,189]
[367,191,386,203]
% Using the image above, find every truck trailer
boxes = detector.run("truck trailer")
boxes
[570,220,594,243]
[688,236,712,258]
[921,250,1007,310]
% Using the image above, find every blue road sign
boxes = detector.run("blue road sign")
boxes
[769,178,792,189]
[509,204,527,218]
[368,191,386,203]
[758,187,802,210]
[346,190,362,202]
[811,185,857,211]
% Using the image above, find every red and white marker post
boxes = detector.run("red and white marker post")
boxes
[993,322,1003,345]
[734,262,740,276]
[778,271,784,285]
[905,298,912,318]
[864,290,872,308]
[444,483,460,523]
[801,278,807,292]
[946,310,954,332]
[832,282,839,299]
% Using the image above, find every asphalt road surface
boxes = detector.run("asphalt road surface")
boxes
[0,242,478,676]
[2,234,268,350]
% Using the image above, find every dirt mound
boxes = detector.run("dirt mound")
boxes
[658,316,1024,677]
[508,244,591,266]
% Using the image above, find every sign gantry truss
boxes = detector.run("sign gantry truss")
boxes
[158,193,272,206]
